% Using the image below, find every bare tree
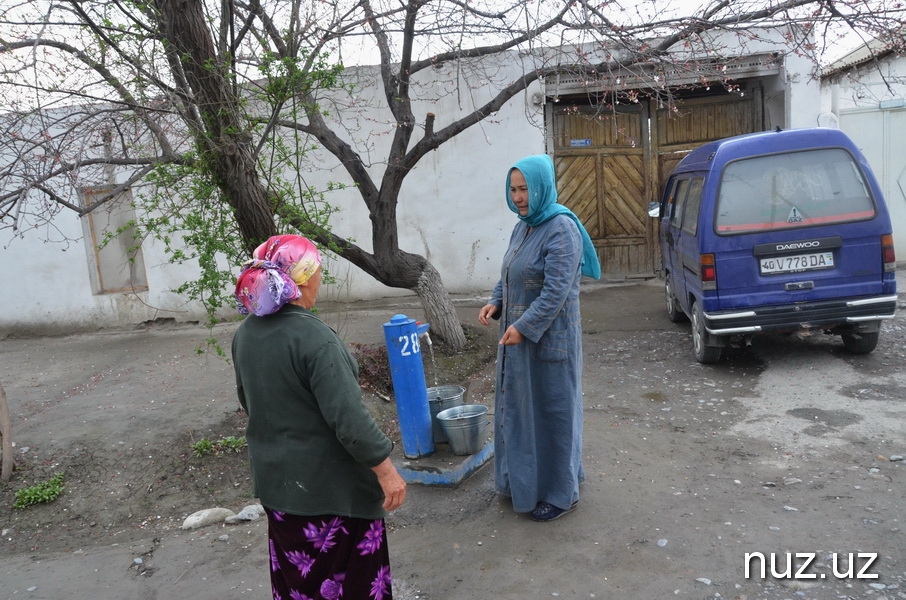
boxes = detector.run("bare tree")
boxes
[1,0,904,349]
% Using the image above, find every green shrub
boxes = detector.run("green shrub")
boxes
[192,436,247,457]
[14,472,65,509]
[218,436,247,453]
[192,438,215,457]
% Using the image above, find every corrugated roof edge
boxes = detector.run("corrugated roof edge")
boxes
[822,33,902,78]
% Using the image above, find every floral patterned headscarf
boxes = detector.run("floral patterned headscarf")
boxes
[234,234,322,316]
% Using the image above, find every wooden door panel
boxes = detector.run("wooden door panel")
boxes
[554,109,643,148]
[602,153,649,274]
[557,155,601,238]
[557,152,650,276]
[657,95,760,147]
[604,154,646,237]
[658,153,689,194]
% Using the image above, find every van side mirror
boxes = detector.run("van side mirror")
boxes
[648,201,660,218]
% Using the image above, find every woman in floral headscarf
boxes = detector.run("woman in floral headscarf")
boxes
[478,155,600,523]
[232,234,406,600]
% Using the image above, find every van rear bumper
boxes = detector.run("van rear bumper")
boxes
[703,295,898,335]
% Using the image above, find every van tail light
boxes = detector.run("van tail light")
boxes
[701,253,717,290]
[882,234,896,272]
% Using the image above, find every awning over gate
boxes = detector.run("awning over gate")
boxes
[544,53,782,98]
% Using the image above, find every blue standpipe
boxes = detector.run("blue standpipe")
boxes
[382,314,435,458]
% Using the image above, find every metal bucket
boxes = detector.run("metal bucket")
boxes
[436,404,488,455]
[427,385,465,443]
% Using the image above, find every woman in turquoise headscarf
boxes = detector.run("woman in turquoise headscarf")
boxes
[478,154,600,522]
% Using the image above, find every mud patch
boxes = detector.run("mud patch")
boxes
[787,406,862,436]
[840,382,906,402]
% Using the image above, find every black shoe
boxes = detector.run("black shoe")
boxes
[530,501,578,522]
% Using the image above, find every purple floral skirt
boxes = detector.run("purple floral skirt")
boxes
[265,507,393,600]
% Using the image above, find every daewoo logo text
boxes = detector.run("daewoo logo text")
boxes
[775,241,821,251]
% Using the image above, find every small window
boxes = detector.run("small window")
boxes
[715,148,876,234]
[670,179,690,228]
[81,187,149,294]
[661,178,679,221]
[681,177,704,236]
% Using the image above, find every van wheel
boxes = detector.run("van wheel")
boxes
[841,331,880,354]
[665,279,686,323]
[691,301,722,364]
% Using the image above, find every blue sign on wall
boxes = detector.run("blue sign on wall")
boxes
[570,139,592,147]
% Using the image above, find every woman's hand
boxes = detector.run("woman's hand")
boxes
[478,304,498,326]
[499,325,524,345]
[371,457,407,511]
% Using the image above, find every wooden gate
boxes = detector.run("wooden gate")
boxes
[553,89,763,278]
[554,104,650,276]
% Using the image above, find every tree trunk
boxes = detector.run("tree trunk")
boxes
[157,0,277,253]
[414,263,467,351]
[0,383,13,482]
[212,147,278,253]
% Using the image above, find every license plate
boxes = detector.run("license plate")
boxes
[760,251,834,275]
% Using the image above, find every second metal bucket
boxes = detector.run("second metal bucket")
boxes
[436,404,488,455]
[427,385,465,443]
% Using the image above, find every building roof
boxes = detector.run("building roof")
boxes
[822,34,903,78]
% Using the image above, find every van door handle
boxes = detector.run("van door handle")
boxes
[785,281,814,291]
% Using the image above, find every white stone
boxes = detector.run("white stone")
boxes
[225,504,265,524]
[181,507,236,530]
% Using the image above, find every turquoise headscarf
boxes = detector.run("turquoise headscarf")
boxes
[505,155,602,279]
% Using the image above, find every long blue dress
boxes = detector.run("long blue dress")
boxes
[488,213,585,513]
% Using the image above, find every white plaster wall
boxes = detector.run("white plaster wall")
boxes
[0,103,226,336]
[781,52,823,129]
[1,206,220,336]
[820,57,906,259]
[822,57,906,110]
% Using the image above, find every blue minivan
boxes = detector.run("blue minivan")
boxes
[653,127,898,363]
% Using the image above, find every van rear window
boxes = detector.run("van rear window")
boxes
[714,148,876,234]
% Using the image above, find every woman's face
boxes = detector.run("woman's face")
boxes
[298,266,322,308]
[510,169,529,216]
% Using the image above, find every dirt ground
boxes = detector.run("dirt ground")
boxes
[1,277,905,600]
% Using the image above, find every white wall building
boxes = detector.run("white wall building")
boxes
[821,42,906,260]
[0,29,827,337]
